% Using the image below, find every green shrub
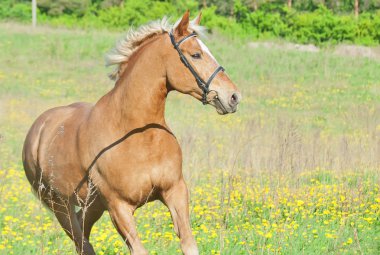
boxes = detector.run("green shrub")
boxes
[38,0,91,17]
[0,2,31,22]
[0,0,379,45]
[202,6,247,37]
[92,0,176,28]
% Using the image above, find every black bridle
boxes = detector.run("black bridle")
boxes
[169,30,225,104]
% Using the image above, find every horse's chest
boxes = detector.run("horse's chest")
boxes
[97,133,182,205]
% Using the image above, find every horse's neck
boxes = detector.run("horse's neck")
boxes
[96,38,168,131]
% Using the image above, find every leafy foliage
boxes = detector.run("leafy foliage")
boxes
[0,0,32,21]
[0,0,380,45]
[204,4,380,45]
[37,0,91,17]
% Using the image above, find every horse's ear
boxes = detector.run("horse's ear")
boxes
[175,10,190,36]
[192,12,202,25]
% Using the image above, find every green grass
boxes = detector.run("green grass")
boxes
[0,22,379,254]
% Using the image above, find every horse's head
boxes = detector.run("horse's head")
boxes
[165,11,241,115]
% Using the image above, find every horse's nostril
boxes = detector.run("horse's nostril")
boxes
[230,93,239,107]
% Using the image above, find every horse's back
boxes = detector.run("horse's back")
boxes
[23,102,93,195]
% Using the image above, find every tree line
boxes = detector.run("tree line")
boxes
[1,0,379,45]
[4,0,380,17]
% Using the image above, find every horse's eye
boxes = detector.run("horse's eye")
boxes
[191,53,201,59]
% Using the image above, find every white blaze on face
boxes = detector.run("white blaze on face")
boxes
[197,38,218,64]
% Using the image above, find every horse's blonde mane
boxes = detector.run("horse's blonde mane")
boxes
[105,16,205,81]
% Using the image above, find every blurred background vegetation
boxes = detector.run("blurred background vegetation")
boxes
[0,0,380,45]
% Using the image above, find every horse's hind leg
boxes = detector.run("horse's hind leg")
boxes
[41,190,96,255]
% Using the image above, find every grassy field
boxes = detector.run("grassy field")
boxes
[0,22,379,254]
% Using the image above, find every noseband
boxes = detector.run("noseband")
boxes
[169,30,225,105]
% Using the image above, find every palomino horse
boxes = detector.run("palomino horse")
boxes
[22,11,241,255]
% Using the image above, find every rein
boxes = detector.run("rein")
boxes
[169,30,225,105]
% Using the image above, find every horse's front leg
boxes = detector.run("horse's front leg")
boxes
[162,179,199,255]
[108,200,148,255]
